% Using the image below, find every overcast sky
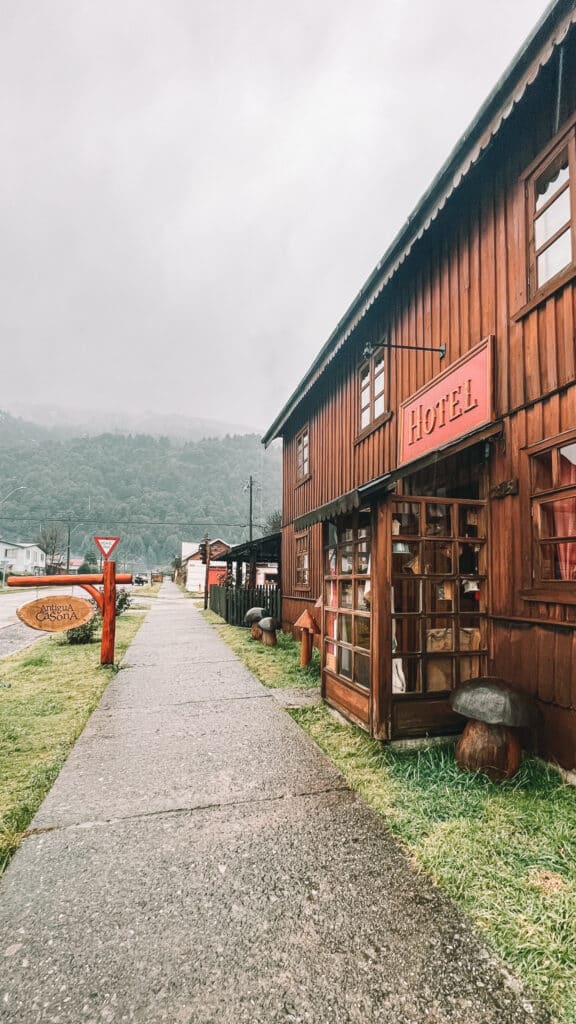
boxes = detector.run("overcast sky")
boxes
[0,0,551,431]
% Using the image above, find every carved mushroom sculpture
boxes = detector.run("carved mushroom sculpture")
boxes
[244,606,268,641]
[450,677,537,781]
[294,608,320,667]
[259,616,279,647]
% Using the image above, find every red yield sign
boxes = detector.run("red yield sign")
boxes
[94,535,120,560]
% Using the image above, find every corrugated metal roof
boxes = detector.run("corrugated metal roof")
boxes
[262,0,576,447]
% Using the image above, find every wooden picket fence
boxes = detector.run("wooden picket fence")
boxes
[209,585,281,627]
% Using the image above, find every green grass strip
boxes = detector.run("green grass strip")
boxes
[289,704,576,1023]
[201,609,320,689]
[0,613,145,875]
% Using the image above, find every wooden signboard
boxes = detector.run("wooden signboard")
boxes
[398,336,493,466]
[17,595,95,633]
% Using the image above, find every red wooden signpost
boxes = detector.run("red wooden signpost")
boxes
[8,563,132,665]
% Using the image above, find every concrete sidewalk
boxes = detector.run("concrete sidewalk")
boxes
[0,584,550,1023]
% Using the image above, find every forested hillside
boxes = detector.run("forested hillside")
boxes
[0,418,281,569]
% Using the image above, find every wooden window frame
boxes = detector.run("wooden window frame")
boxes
[520,431,576,604]
[523,119,576,305]
[295,425,310,484]
[295,531,310,590]
[357,346,387,439]
[323,510,372,692]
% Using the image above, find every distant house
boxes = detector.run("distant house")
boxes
[0,540,46,575]
[181,539,231,592]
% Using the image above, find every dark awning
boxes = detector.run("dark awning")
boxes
[293,489,362,531]
[219,532,281,564]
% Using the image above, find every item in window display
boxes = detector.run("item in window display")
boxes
[392,658,406,693]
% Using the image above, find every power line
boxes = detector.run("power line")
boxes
[0,515,250,528]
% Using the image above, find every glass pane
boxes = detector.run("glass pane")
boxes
[559,446,576,485]
[374,371,384,396]
[355,579,371,610]
[460,578,485,612]
[535,157,569,211]
[425,658,453,693]
[338,614,352,643]
[356,539,371,574]
[392,502,420,535]
[540,496,576,538]
[374,353,384,376]
[327,523,338,547]
[360,407,370,429]
[427,579,455,612]
[458,619,484,651]
[325,545,337,576]
[338,525,353,543]
[393,616,421,653]
[391,578,421,613]
[325,611,337,640]
[458,541,479,575]
[361,387,370,407]
[425,620,454,651]
[374,394,385,418]
[459,656,482,684]
[458,505,484,539]
[355,616,371,650]
[354,652,370,689]
[325,641,337,673]
[393,656,419,693]
[537,228,572,287]
[531,450,553,492]
[324,579,338,608]
[360,365,370,388]
[339,581,353,608]
[540,542,576,581]
[339,545,353,574]
[393,541,420,574]
[423,541,453,574]
[338,646,352,679]
[425,503,451,537]
[534,187,571,248]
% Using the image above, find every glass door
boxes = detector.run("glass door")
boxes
[391,497,487,700]
[323,509,372,727]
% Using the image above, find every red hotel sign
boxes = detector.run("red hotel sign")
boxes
[398,337,493,466]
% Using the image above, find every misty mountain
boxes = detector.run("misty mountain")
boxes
[0,426,281,569]
[0,402,260,441]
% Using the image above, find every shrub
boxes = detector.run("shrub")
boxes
[115,588,132,616]
[66,612,100,645]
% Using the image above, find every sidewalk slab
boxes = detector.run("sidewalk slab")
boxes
[32,698,346,829]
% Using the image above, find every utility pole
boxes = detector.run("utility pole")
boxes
[203,534,211,611]
[249,475,253,542]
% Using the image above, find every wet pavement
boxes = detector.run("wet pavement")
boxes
[0,582,551,1023]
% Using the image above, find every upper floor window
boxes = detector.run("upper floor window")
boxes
[359,347,386,432]
[530,436,576,584]
[527,128,576,297]
[296,426,309,481]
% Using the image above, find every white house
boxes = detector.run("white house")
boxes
[0,540,46,575]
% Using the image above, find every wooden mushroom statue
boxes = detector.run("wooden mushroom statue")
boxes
[450,677,537,781]
[293,608,320,667]
[244,606,268,641]
[259,616,279,647]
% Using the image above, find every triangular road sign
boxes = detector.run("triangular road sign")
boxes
[94,535,120,559]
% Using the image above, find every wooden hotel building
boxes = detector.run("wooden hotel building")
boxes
[262,0,576,770]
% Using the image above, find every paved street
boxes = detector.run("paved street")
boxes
[0,583,550,1023]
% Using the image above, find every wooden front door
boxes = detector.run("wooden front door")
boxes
[389,496,488,738]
